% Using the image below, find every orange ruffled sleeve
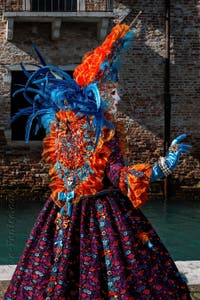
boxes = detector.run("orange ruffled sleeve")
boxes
[119,164,152,209]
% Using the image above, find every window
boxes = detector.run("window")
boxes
[11,71,45,141]
[11,69,73,141]
[30,0,77,12]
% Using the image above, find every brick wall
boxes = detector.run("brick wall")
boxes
[0,0,199,198]
[0,0,22,13]
[170,1,200,184]
[85,0,111,11]
[114,0,200,191]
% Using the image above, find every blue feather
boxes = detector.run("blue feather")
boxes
[11,107,33,124]
[32,44,47,66]
[13,60,114,146]
[20,63,32,79]
[94,29,135,84]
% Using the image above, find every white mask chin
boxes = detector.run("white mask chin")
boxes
[109,88,121,114]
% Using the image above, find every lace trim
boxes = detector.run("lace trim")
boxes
[119,164,152,209]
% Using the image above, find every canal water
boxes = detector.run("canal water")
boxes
[0,197,200,264]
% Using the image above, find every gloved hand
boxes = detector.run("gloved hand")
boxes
[150,133,192,182]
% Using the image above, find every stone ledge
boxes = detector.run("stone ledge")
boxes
[3,11,114,18]
[176,261,200,285]
[3,11,114,41]
[1,261,200,283]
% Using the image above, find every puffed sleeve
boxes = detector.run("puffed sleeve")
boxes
[105,135,152,209]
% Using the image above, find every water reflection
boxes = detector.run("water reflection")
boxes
[142,198,200,260]
[0,197,200,264]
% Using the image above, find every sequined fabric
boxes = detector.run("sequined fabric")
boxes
[42,109,114,208]
[4,136,191,299]
[4,193,191,299]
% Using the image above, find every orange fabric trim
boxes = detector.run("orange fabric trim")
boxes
[73,23,130,87]
[42,109,115,208]
[119,164,152,209]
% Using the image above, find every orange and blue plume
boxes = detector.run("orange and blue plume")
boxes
[73,23,135,87]
[11,48,113,144]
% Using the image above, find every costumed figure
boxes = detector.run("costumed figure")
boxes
[4,20,192,300]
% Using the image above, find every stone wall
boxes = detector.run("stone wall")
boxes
[0,0,199,197]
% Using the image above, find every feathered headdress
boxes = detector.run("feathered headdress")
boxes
[73,23,135,87]
[12,62,111,144]
[11,22,135,144]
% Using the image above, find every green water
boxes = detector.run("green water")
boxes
[0,198,200,264]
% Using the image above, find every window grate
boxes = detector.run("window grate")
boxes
[30,0,77,12]
[1,0,113,13]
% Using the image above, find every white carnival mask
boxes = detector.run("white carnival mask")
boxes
[109,88,121,114]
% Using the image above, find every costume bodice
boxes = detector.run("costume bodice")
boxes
[42,109,115,208]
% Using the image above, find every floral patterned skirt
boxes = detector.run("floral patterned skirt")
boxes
[4,189,191,299]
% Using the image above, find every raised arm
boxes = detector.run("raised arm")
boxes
[105,135,152,209]
[105,133,191,209]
